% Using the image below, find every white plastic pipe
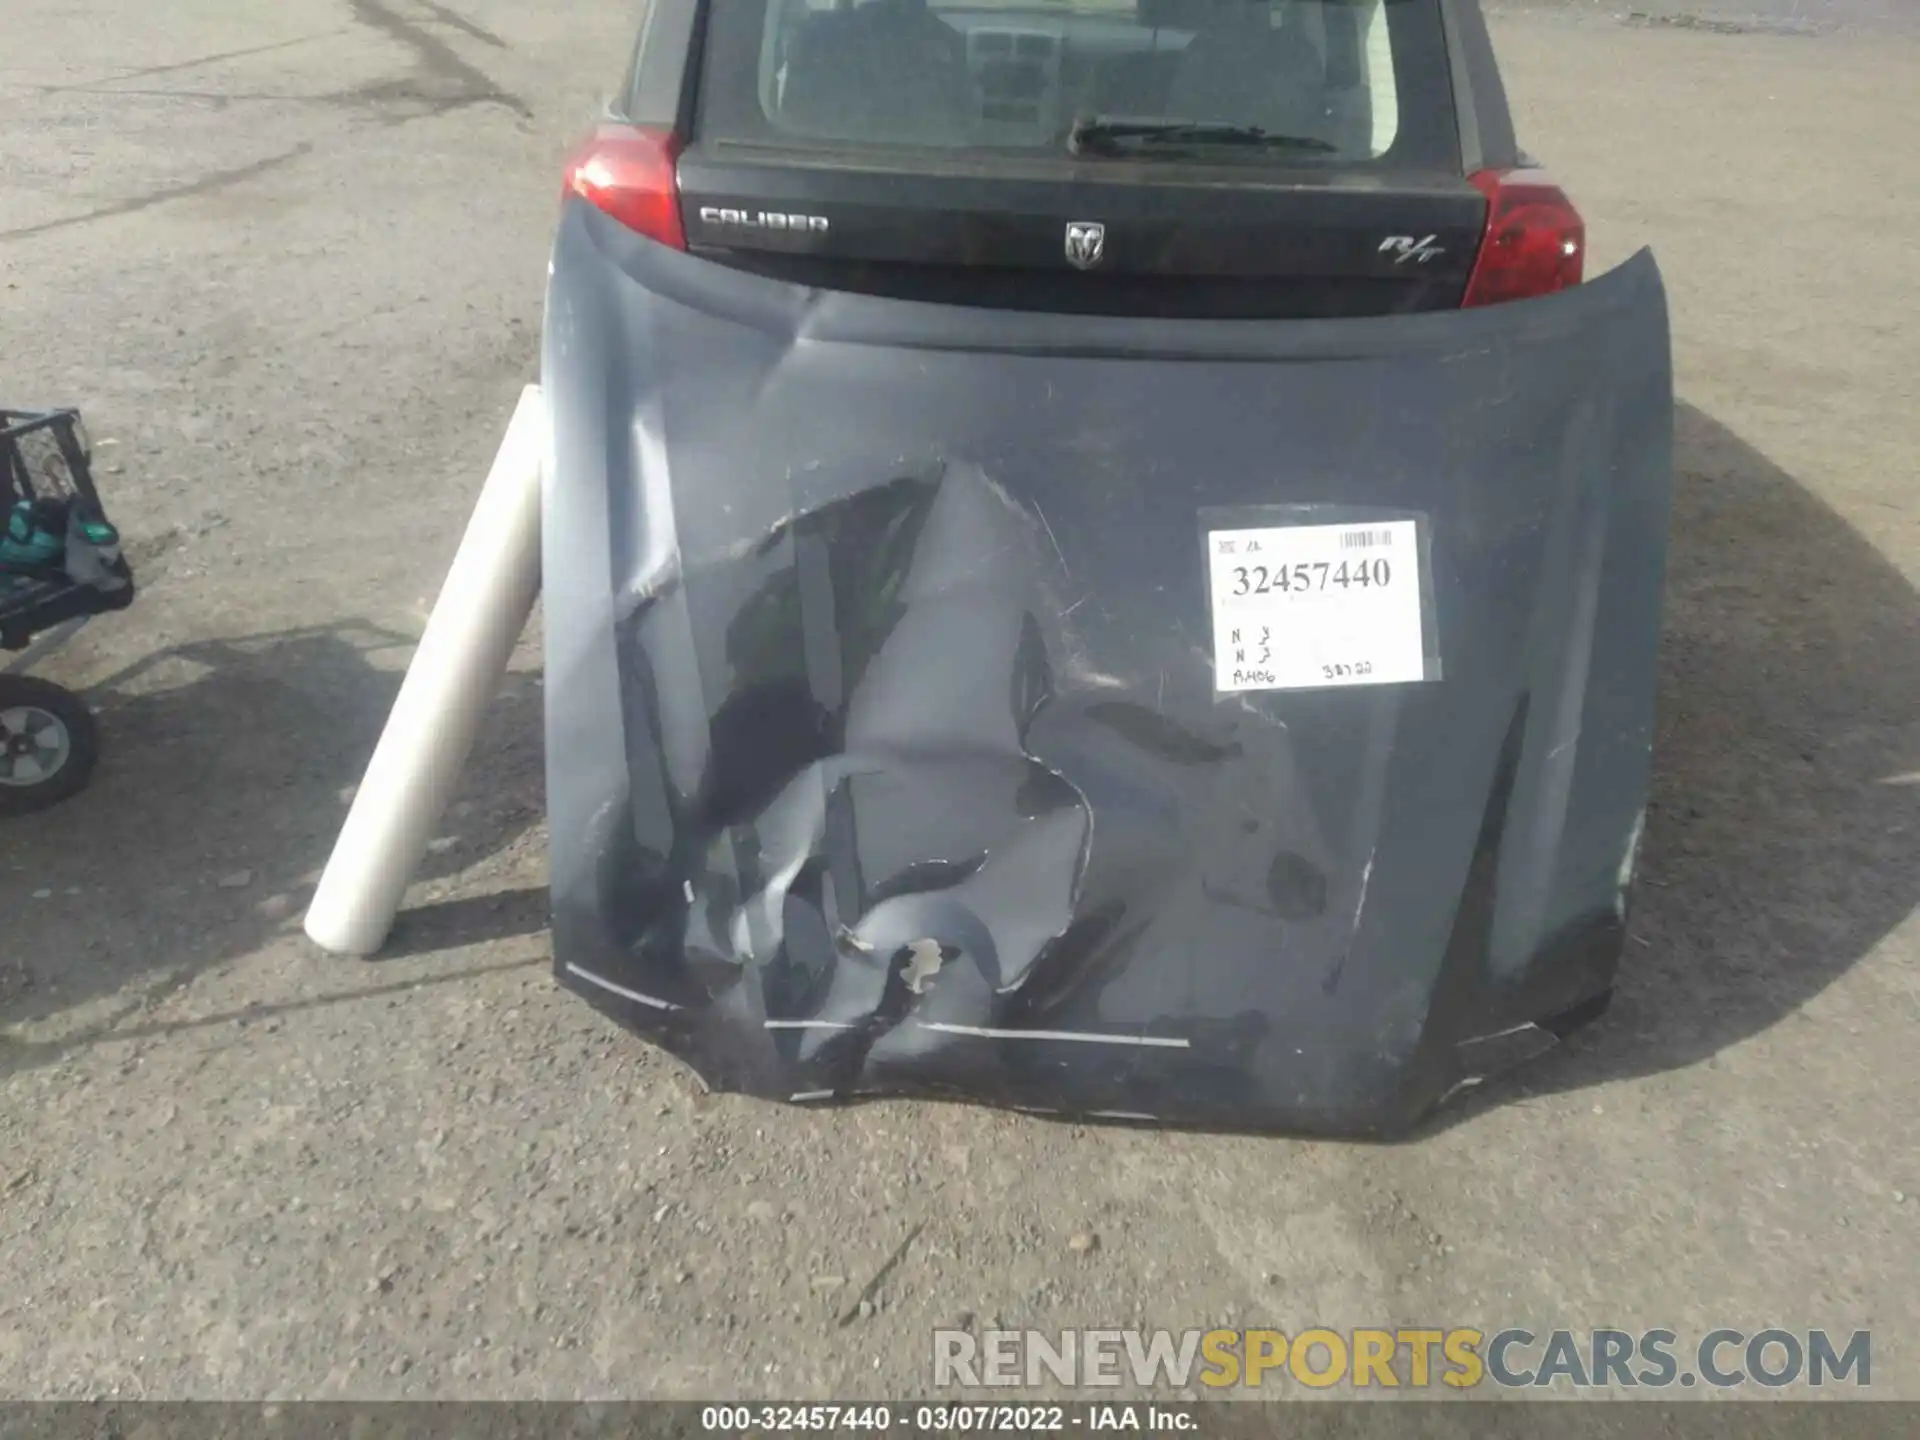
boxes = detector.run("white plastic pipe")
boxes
[304,384,546,956]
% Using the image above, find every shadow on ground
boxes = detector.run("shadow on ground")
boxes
[1455,401,1920,1118]
[0,621,547,1061]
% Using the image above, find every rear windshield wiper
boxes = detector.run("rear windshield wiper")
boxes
[1068,115,1338,158]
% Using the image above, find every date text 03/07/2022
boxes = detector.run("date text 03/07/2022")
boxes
[1207,519,1426,695]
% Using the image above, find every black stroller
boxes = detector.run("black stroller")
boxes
[0,408,136,816]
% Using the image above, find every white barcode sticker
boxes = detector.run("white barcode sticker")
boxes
[1339,527,1398,551]
[1207,519,1426,693]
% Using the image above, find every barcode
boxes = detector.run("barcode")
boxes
[1341,528,1396,550]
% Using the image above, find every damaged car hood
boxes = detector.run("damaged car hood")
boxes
[541,206,1673,1135]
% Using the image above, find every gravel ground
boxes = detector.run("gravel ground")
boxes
[1,0,1916,1403]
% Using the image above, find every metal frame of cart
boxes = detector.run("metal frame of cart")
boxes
[1,406,136,814]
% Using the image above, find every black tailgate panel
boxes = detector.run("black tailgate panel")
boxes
[678,149,1485,317]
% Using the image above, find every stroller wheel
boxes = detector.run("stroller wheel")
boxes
[0,675,98,817]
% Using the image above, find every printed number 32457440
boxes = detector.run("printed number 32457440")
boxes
[1230,557,1393,597]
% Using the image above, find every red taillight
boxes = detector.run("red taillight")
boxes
[562,124,686,250]
[1462,169,1585,308]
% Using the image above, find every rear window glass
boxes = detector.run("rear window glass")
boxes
[694,0,1458,169]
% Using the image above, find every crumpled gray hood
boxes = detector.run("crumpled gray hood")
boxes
[541,204,1673,1135]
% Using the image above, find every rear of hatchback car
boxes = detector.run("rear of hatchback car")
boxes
[541,0,1672,1135]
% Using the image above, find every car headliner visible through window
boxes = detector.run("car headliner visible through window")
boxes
[694,0,1461,173]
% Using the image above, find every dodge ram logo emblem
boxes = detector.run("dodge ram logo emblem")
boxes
[1065,221,1106,270]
